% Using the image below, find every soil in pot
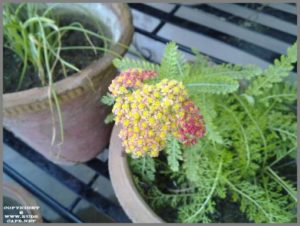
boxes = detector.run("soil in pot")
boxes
[4,7,111,93]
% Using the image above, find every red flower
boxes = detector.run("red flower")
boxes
[178,100,206,145]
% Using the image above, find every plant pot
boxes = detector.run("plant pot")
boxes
[109,125,164,223]
[3,3,134,164]
[3,182,43,223]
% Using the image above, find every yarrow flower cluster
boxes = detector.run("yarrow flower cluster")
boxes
[109,68,157,96]
[178,100,206,145]
[109,68,205,158]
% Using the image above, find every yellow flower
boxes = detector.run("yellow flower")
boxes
[162,124,168,131]
[179,111,185,118]
[138,103,145,110]
[154,91,160,98]
[171,122,177,129]
[159,132,167,139]
[132,102,137,109]
[133,112,140,120]
[136,95,142,102]
[179,96,185,102]
[119,86,127,93]
[115,115,120,123]
[167,94,174,100]
[129,136,135,143]
[153,100,161,109]
[147,97,154,103]
[172,131,180,137]
[173,86,180,93]
[123,119,129,126]
[141,121,147,128]
[127,95,134,102]
[148,130,154,136]
[137,139,143,146]
[142,111,149,117]
[157,112,163,120]
[155,136,161,143]
[122,104,129,111]
[161,87,169,93]
[125,148,132,153]
[133,126,139,133]
[150,150,159,157]
[174,103,181,111]
[135,80,142,87]
[131,133,137,139]
[164,99,172,107]
[149,117,156,125]
[136,151,143,157]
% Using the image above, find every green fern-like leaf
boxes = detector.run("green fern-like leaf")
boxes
[193,95,224,144]
[266,167,297,203]
[226,180,295,223]
[100,92,115,106]
[159,41,190,80]
[165,135,182,172]
[126,42,297,223]
[180,159,223,223]
[129,155,156,183]
[113,57,160,72]
[191,48,211,68]
[186,75,239,94]
[246,42,297,97]
[104,113,114,124]
[259,82,297,107]
[183,144,202,183]
[192,62,262,81]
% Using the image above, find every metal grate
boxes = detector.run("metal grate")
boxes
[3,3,297,223]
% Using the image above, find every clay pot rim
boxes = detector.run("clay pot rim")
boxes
[3,3,133,109]
[108,125,165,223]
[3,182,43,223]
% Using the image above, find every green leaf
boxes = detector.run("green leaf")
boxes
[159,41,190,80]
[104,113,114,124]
[226,180,295,223]
[165,135,182,172]
[267,167,297,202]
[186,75,239,94]
[100,92,115,106]
[183,145,202,183]
[129,155,156,183]
[246,42,297,97]
[193,95,224,144]
[113,58,159,72]
[191,48,211,68]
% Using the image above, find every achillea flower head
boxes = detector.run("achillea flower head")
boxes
[110,73,206,158]
[178,100,206,145]
[108,68,157,97]
[113,79,190,158]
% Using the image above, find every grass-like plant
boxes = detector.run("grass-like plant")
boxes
[4,3,136,146]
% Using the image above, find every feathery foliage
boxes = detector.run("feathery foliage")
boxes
[126,41,297,223]
[100,93,115,106]
[165,135,182,172]
[113,58,160,72]
[159,41,190,80]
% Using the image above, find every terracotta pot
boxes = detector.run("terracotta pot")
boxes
[3,3,134,164]
[109,125,164,223]
[3,182,43,223]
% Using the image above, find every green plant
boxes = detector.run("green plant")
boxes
[4,3,139,145]
[104,41,297,223]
